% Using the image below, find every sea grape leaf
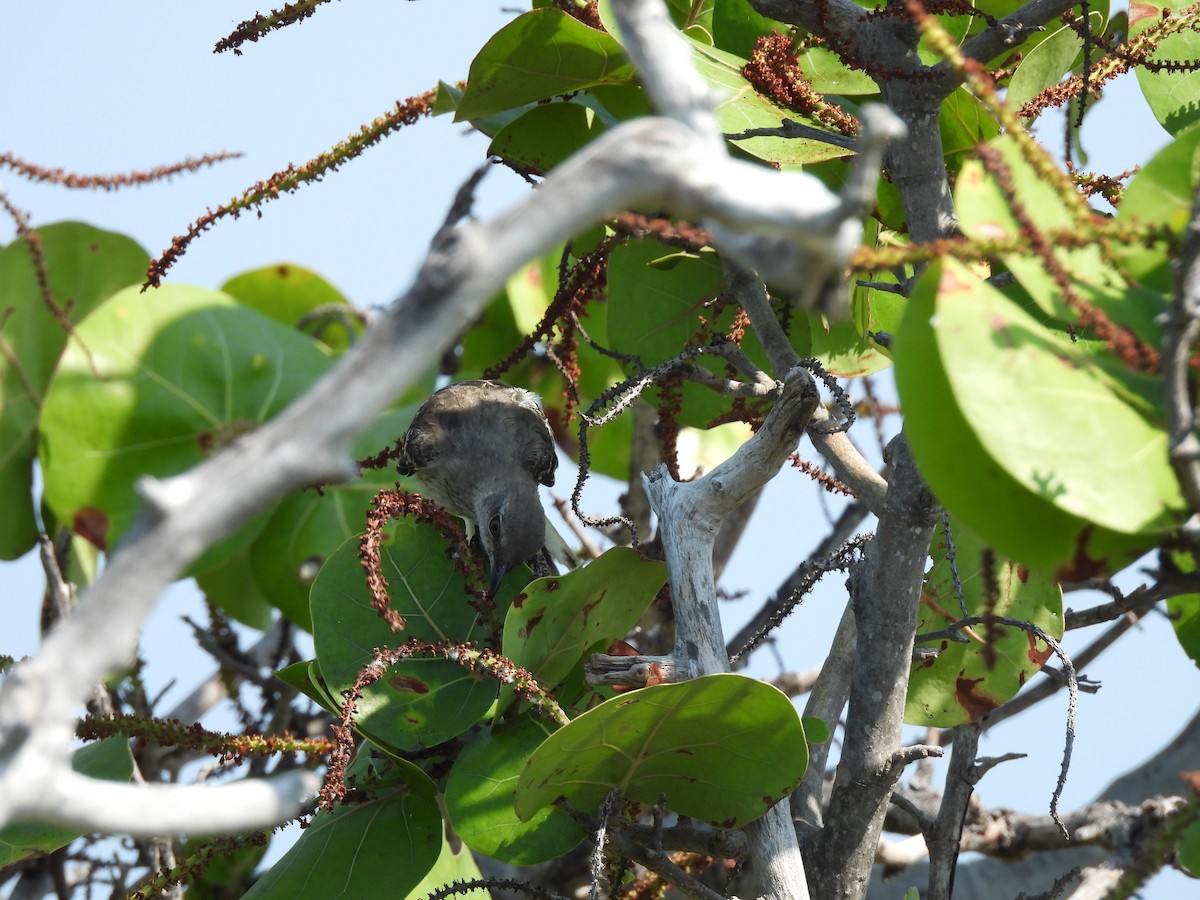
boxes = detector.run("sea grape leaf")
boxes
[38,284,333,570]
[498,547,667,713]
[310,519,522,752]
[515,673,807,829]
[221,263,360,353]
[1130,2,1200,135]
[455,8,634,122]
[488,101,608,175]
[242,759,441,900]
[446,714,587,864]
[1116,122,1200,291]
[906,516,1064,726]
[895,259,1183,579]
[0,222,147,559]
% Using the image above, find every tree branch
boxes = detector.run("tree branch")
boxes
[809,435,940,897]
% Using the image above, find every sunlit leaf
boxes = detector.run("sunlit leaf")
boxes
[515,673,807,828]
[896,259,1183,579]
[0,222,147,559]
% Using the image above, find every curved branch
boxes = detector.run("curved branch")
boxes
[21,769,322,838]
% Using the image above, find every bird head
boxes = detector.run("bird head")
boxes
[476,485,545,594]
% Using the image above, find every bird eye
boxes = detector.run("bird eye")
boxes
[488,515,502,539]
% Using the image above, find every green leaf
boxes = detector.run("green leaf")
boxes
[446,714,587,864]
[711,0,786,60]
[1179,817,1200,877]
[907,517,1064,726]
[1169,590,1200,669]
[797,46,880,96]
[895,259,1183,579]
[404,832,490,899]
[1130,2,1200,135]
[310,519,520,751]
[939,88,1000,174]
[954,137,1170,424]
[248,406,419,630]
[0,222,147,559]
[38,284,334,569]
[1005,17,1089,113]
[194,549,276,631]
[275,659,344,714]
[692,42,855,165]
[501,547,667,707]
[514,673,807,828]
[1166,550,1200,670]
[607,239,764,428]
[455,8,634,122]
[0,738,133,866]
[801,716,831,744]
[243,761,441,900]
[221,263,359,353]
[1117,122,1200,291]
[488,101,608,175]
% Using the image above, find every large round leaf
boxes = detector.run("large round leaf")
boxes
[246,406,418,630]
[956,136,1167,351]
[606,240,768,428]
[38,284,333,565]
[488,102,608,176]
[455,8,633,122]
[243,759,441,900]
[311,519,518,752]
[501,547,667,705]
[221,262,360,352]
[1116,122,1200,291]
[1131,2,1200,134]
[906,517,1064,726]
[895,259,1183,579]
[0,222,147,559]
[514,673,807,829]
[446,715,587,864]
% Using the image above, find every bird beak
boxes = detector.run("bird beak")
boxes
[489,563,509,595]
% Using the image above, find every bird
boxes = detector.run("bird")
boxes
[397,379,564,593]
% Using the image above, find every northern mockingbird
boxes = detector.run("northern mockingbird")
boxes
[398,379,560,592]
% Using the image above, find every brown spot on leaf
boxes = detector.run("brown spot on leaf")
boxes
[523,611,544,637]
[1016,565,1029,583]
[939,267,975,296]
[1026,633,1053,667]
[544,579,559,592]
[1055,527,1107,581]
[73,508,109,551]
[581,597,602,621]
[513,592,527,608]
[1128,2,1159,26]
[275,264,292,277]
[390,674,429,694]
[673,748,694,755]
[956,675,1000,721]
